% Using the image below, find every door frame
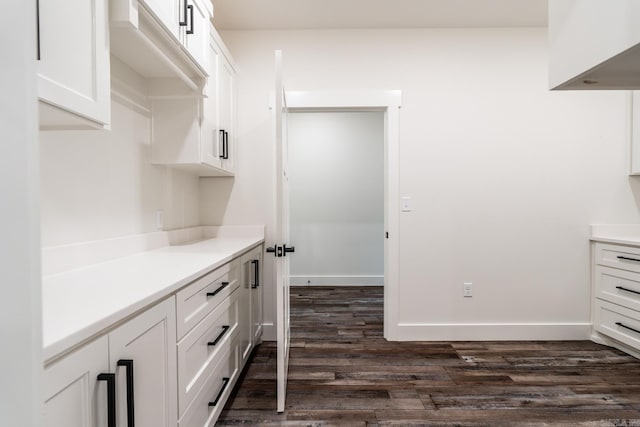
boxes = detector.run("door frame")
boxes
[285,90,402,340]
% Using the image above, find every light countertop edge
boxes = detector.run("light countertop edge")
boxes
[590,236,640,246]
[42,237,264,363]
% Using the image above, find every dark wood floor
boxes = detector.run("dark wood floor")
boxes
[218,286,640,426]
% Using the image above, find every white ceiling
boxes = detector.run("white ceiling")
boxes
[211,0,548,31]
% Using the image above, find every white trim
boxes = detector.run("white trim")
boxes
[290,275,384,286]
[393,322,592,341]
[283,89,402,341]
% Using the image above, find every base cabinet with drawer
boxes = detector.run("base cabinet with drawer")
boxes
[176,244,263,426]
[592,242,640,358]
[43,297,177,427]
[43,243,263,427]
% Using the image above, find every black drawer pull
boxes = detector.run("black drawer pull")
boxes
[97,373,116,427]
[617,256,640,263]
[616,322,640,335]
[616,286,640,296]
[207,325,230,346]
[208,377,230,407]
[206,281,229,298]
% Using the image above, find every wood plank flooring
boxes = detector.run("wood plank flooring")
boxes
[218,286,640,426]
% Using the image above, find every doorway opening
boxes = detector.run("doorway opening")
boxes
[288,111,384,288]
[284,90,402,340]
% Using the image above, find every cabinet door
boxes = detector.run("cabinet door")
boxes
[238,256,252,364]
[218,56,236,174]
[180,0,209,73]
[38,0,111,127]
[43,336,110,427]
[108,297,178,427]
[142,0,179,39]
[250,249,264,346]
[201,34,222,169]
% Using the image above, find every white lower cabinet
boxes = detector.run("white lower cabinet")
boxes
[43,244,263,426]
[43,297,177,427]
[178,340,239,427]
[592,242,640,357]
[242,246,264,360]
[43,336,109,427]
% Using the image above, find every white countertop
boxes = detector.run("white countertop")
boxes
[591,224,640,246]
[42,236,263,362]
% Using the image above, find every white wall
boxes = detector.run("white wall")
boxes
[0,2,42,425]
[202,27,640,341]
[40,75,201,248]
[288,111,384,286]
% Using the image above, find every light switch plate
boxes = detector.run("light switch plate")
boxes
[401,196,411,212]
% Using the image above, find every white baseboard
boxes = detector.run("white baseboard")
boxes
[290,275,383,286]
[387,322,592,341]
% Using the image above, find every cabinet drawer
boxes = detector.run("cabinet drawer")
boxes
[594,300,640,351]
[595,265,640,311]
[595,242,640,273]
[176,259,240,338]
[177,288,239,415]
[178,340,239,427]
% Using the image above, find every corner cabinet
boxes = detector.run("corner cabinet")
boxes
[37,0,111,129]
[151,25,237,177]
[591,242,640,359]
[43,297,177,427]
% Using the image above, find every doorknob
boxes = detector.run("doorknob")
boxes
[266,244,295,257]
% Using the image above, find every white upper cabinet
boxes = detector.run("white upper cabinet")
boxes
[110,0,212,93]
[549,0,640,90]
[151,25,237,177]
[179,0,210,73]
[38,0,111,129]
[143,0,180,39]
[217,49,237,174]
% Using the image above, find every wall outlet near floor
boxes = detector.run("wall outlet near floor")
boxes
[463,282,473,297]
[156,210,164,230]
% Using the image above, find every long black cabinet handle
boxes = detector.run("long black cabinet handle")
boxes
[207,281,229,298]
[219,130,226,159]
[222,131,229,159]
[186,4,194,34]
[208,377,230,407]
[208,325,230,346]
[617,256,640,263]
[251,260,260,288]
[616,322,640,335]
[179,0,188,26]
[36,0,41,60]
[97,373,116,427]
[616,286,640,296]
[117,360,135,427]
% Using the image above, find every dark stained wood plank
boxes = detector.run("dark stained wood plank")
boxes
[217,286,640,426]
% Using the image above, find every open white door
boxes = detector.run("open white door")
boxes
[272,50,291,413]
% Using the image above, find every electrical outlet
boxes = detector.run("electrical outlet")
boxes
[463,282,473,297]
[156,210,164,230]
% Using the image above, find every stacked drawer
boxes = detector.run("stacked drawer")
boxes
[593,242,640,351]
[176,258,241,426]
